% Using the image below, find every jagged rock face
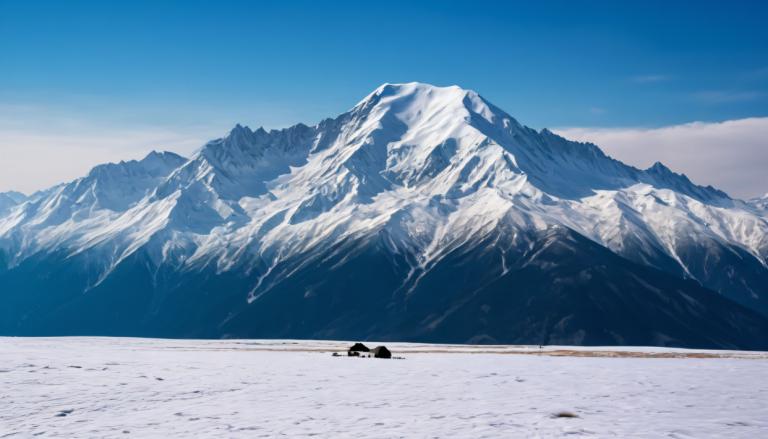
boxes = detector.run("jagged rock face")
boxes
[1,82,767,348]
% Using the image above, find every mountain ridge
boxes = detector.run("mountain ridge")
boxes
[1,82,767,348]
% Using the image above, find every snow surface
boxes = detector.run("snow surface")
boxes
[2,337,767,438]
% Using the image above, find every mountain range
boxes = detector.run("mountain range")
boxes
[1,82,767,349]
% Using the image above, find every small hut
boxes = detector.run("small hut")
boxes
[348,342,370,356]
[371,345,392,359]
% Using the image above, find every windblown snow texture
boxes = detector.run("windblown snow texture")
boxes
[1,83,767,348]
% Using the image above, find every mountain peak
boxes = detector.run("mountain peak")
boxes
[750,193,768,211]
[0,190,27,203]
[357,82,480,112]
[138,150,187,173]
[228,123,255,142]
[86,151,186,179]
[643,160,729,201]
[349,82,512,141]
[0,191,28,214]
[647,161,671,173]
[369,81,464,95]
[141,150,185,162]
[230,123,251,134]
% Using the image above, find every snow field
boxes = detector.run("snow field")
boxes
[1,337,767,438]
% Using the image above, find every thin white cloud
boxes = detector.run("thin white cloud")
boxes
[555,118,768,199]
[630,74,670,83]
[691,90,765,104]
[740,66,768,81]
[0,104,223,194]
[589,106,606,115]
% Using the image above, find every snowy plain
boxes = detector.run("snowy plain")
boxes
[1,338,767,438]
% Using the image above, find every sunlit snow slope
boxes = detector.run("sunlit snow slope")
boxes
[1,83,767,348]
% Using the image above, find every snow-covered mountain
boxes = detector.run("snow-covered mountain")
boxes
[0,191,27,216]
[750,194,768,213]
[1,83,767,348]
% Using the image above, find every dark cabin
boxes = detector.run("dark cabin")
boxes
[348,343,370,356]
[372,346,392,359]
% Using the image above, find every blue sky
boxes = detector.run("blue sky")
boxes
[1,0,767,196]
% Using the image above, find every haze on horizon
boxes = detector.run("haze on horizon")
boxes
[1,0,766,198]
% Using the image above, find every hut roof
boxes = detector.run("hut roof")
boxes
[372,345,392,358]
[349,342,370,352]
